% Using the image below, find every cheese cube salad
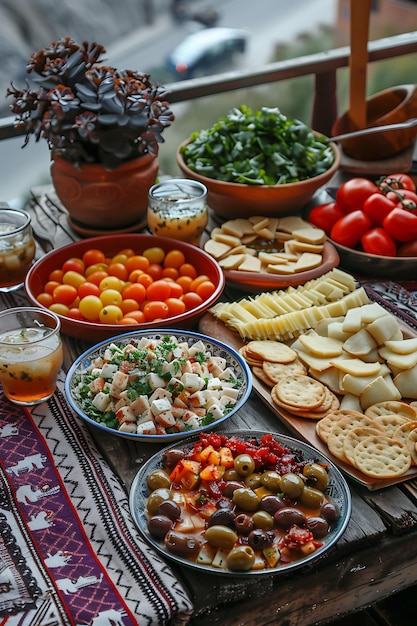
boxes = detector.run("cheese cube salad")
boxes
[70,335,244,435]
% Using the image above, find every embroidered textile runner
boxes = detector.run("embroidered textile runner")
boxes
[0,382,193,625]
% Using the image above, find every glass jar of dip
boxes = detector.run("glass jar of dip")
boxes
[0,208,36,292]
[147,179,208,246]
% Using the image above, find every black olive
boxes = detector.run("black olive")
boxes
[234,513,254,535]
[307,516,329,539]
[158,500,181,521]
[320,502,340,523]
[260,494,286,515]
[147,515,173,539]
[247,529,273,550]
[274,507,307,529]
[222,480,245,499]
[208,508,236,528]
[164,531,201,557]
[162,449,185,469]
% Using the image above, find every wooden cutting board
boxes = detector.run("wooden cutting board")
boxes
[199,311,417,491]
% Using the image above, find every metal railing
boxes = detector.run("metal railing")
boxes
[1,30,417,141]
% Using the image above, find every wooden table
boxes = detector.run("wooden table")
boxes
[3,184,417,626]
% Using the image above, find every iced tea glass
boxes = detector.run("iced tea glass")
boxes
[0,307,63,406]
[0,208,36,292]
[148,179,208,246]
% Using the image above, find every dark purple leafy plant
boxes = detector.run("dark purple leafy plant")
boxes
[7,37,175,170]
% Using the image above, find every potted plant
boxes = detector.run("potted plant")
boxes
[6,36,175,231]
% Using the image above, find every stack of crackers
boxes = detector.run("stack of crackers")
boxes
[239,339,341,418]
[316,401,417,479]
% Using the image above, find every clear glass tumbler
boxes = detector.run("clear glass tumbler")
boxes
[0,208,36,292]
[0,307,63,406]
[147,179,208,246]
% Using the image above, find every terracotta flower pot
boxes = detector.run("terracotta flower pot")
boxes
[50,153,159,230]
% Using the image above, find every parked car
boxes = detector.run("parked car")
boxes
[165,27,249,80]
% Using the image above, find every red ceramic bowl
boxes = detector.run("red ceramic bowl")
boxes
[25,234,225,342]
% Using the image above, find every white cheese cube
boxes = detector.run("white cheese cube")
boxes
[156,411,176,427]
[151,397,172,416]
[100,363,118,379]
[119,422,137,433]
[149,387,172,403]
[136,409,153,425]
[208,405,224,421]
[147,372,167,390]
[181,372,205,392]
[91,391,111,412]
[136,420,157,435]
[116,405,136,423]
[221,387,239,400]
[110,371,129,392]
[189,391,206,408]
[130,395,150,416]
[188,340,206,357]
[206,377,222,390]
[219,367,235,381]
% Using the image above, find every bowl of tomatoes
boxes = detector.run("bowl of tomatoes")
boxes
[25,234,225,342]
[307,172,417,279]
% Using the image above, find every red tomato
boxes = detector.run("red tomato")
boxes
[361,227,397,257]
[383,207,417,242]
[386,188,417,211]
[307,202,345,234]
[362,193,397,226]
[330,210,372,248]
[397,240,417,256]
[335,178,380,213]
[379,173,416,193]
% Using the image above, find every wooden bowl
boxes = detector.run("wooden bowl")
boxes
[176,140,341,219]
[332,84,417,161]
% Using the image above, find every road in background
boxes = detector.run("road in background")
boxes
[3,0,337,205]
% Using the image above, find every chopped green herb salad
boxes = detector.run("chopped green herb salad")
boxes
[70,335,242,436]
[180,105,335,185]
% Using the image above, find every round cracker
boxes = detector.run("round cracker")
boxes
[370,414,409,437]
[238,346,263,367]
[365,401,417,421]
[316,409,365,444]
[327,413,383,465]
[263,358,306,383]
[252,366,275,387]
[406,428,417,465]
[245,340,297,364]
[353,436,411,479]
[392,421,417,447]
[274,375,326,410]
[344,426,384,466]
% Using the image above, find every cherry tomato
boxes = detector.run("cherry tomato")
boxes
[190,275,210,292]
[330,210,372,248]
[120,298,141,314]
[99,276,123,292]
[143,300,170,321]
[107,262,129,281]
[196,280,216,299]
[66,307,85,321]
[176,275,193,293]
[362,193,397,226]
[36,292,55,307]
[137,273,154,289]
[335,178,380,213]
[125,255,150,273]
[182,292,203,310]
[397,240,417,256]
[165,297,186,316]
[61,258,85,274]
[168,282,183,299]
[87,270,109,286]
[118,316,140,325]
[99,305,123,324]
[143,247,165,264]
[99,289,123,306]
[82,248,107,267]
[122,282,147,304]
[146,279,172,302]
[361,227,397,257]
[378,173,416,193]
[162,266,179,280]
[386,188,417,211]
[123,309,146,323]
[79,295,103,321]
[77,281,101,299]
[146,263,164,281]
[164,249,186,269]
[179,263,198,278]
[307,202,345,234]
[44,280,62,295]
[49,303,70,316]
[53,284,78,306]
[49,269,64,282]
[383,207,417,242]
[62,270,86,289]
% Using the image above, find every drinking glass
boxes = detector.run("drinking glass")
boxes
[147,179,208,246]
[0,307,63,406]
[0,208,36,292]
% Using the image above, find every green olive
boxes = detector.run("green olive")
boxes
[147,469,172,492]
[303,463,329,491]
[223,468,241,481]
[234,454,256,476]
[232,487,260,512]
[147,487,171,514]
[244,472,262,489]
[260,470,282,492]
[226,545,255,571]
[205,525,238,549]
[280,473,305,499]
[252,510,274,530]
[300,486,325,509]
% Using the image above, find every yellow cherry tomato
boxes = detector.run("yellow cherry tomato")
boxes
[99,288,123,306]
[62,270,86,289]
[142,246,165,264]
[99,305,123,324]
[99,276,123,292]
[79,295,103,321]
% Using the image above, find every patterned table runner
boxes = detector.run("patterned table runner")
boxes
[0,381,193,625]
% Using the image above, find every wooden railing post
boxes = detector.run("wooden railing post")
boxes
[312,70,338,136]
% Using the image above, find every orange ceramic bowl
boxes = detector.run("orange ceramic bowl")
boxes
[176,139,341,219]
[25,234,224,342]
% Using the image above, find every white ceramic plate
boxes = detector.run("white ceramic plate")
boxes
[129,430,351,576]
[65,329,252,443]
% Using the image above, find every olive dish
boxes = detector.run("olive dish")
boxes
[129,430,351,576]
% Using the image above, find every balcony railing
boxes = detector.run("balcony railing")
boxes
[1,30,417,141]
